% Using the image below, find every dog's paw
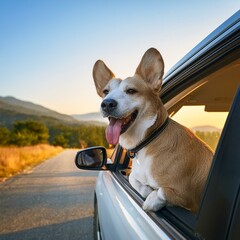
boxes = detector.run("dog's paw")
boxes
[142,189,166,212]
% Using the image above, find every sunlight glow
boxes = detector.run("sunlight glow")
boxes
[171,106,228,129]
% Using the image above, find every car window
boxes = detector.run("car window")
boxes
[166,59,240,151]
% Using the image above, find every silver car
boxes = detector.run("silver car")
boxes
[75,10,240,240]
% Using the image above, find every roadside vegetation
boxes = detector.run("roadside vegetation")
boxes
[0,120,108,148]
[195,131,220,151]
[0,119,219,181]
[0,144,63,181]
[0,119,109,181]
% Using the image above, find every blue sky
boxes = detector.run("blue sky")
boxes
[0,0,239,114]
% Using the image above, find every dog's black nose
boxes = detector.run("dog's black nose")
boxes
[101,99,118,113]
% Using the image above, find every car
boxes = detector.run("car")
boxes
[75,10,240,240]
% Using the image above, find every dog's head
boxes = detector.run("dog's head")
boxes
[93,48,165,147]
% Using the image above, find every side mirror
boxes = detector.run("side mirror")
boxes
[75,146,107,170]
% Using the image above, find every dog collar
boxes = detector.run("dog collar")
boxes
[127,117,170,158]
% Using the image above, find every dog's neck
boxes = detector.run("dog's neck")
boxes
[119,101,168,150]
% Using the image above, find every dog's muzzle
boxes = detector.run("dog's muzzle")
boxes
[101,99,118,115]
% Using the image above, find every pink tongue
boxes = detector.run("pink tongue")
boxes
[106,118,123,145]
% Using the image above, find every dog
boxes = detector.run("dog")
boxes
[92,48,213,213]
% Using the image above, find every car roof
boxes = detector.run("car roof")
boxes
[163,10,240,85]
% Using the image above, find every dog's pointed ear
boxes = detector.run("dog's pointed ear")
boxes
[93,60,115,97]
[135,48,164,92]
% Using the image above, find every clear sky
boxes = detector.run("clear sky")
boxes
[0,0,239,115]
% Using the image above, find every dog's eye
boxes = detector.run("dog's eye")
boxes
[126,89,137,94]
[103,89,109,95]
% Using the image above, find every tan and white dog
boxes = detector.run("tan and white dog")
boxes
[93,48,213,213]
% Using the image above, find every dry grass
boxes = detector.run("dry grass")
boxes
[0,144,63,181]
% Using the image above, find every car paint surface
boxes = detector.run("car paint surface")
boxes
[96,171,179,240]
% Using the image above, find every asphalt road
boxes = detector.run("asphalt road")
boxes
[0,149,98,240]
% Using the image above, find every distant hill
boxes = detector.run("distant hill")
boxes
[191,125,222,132]
[72,112,107,125]
[0,96,93,127]
[1,96,221,131]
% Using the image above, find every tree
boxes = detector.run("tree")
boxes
[10,120,49,146]
[195,131,221,151]
[52,135,68,148]
[0,127,10,145]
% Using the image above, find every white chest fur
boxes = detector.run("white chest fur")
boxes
[130,149,159,192]
[129,149,166,211]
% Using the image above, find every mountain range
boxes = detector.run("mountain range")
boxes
[0,96,106,127]
[0,96,221,132]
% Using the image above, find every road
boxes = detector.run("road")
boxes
[0,149,98,240]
